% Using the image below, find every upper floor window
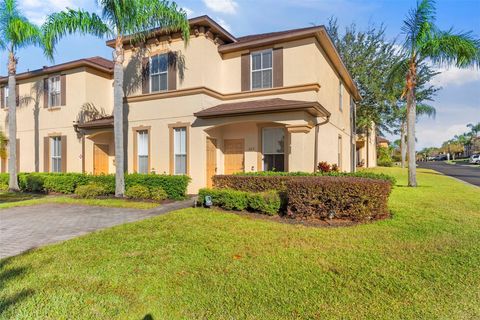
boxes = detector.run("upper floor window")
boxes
[50,136,62,172]
[49,76,61,107]
[150,54,168,92]
[4,87,8,107]
[251,50,272,90]
[339,81,344,111]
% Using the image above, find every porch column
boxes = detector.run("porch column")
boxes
[286,124,314,172]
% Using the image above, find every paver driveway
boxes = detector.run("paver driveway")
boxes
[0,200,193,259]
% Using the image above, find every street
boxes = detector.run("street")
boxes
[418,161,480,187]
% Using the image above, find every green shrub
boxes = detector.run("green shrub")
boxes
[43,173,86,193]
[75,183,108,199]
[150,186,168,202]
[21,173,47,192]
[199,188,281,215]
[125,174,190,200]
[125,185,151,200]
[198,188,248,211]
[0,182,8,191]
[247,190,281,215]
[286,176,392,221]
[377,146,393,167]
[0,173,8,185]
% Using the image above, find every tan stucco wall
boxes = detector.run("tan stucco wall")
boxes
[0,68,112,173]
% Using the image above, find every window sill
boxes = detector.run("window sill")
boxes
[47,106,62,111]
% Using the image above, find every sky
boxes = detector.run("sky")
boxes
[1,0,479,150]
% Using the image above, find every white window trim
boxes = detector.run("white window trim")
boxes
[50,136,62,173]
[173,127,187,175]
[137,130,149,174]
[149,54,168,93]
[339,81,344,111]
[4,87,8,107]
[49,75,61,108]
[250,49,273,91]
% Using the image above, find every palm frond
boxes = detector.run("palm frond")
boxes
[42,8,111,59]
[423,29,480,68]
[401,0,436,56]
[416,103,436,118]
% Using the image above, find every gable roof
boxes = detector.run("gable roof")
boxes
[0,57,113,84]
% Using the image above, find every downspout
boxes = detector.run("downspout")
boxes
[314,115,330,172]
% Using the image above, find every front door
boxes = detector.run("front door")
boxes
[206,138,217,187]
[93,144,109,175]
[224,139,244,175]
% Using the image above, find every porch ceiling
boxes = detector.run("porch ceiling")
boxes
[194,98,330,119]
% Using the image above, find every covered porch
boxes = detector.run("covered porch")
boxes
[194,98,330,187]
[76,116,115,175]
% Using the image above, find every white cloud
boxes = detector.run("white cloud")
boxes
[430,66,480,87]
[203,0,238,14]
[20,0,87,25]
[216,18,231,32]
[183,7,194,17]
[416,123,469,149]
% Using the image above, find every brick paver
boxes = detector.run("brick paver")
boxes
[0,200,193,258]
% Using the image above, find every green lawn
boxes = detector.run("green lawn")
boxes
[1,167,479,319]
[0,192,159,210]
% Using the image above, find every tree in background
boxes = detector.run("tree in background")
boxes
[327,19,399,166]
[43,0,190,197]
[396,0,480,186]
[0,0,47,191]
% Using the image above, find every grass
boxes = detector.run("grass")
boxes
[0,192,159,210]
[1,167,479,319]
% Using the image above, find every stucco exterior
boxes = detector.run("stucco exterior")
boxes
[0,16,361,193]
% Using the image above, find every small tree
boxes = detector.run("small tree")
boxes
[43,0,190,197]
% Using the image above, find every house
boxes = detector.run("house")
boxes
[377,136,390,149]
[1,16,362,193]
[355,127,377,168]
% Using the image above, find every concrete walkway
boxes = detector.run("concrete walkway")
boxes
[0,199,194,259]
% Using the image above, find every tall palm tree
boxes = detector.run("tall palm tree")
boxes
[0,0,44,191]
[397,0,480,186]
[43,0,190,197]
[397,104,436,168]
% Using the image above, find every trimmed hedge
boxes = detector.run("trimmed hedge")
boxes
[198,188,281,215]
[125,185,151,200]
[0,172,190,199]
[215,171,396,192]
[75,183,108,199]
[286,177,391,221]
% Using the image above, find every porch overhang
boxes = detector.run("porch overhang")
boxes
[75,116,114,130]
[194,98,330,119]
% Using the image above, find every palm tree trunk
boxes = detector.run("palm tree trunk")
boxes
[406,74,417,187]
[113,39,125,197]
[7,52,19,191]
[400,122,406,168]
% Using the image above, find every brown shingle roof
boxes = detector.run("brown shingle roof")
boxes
[236,25,322,43]
[194,98,330,119]
[0,56,113,84]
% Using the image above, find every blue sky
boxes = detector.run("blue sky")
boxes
[2,0,479,149]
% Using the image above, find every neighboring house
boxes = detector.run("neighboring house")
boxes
[377,136,390,149]
[355,127,377,168]
[0,15,361,192]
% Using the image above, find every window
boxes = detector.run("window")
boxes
[251,50,272,90]
[150,54,168,92]
[338,135,343,170]
[339,81,344,111]
[137,130,149,174]
[49,76,61,107]
[262,127,285,171]
[174,127,187,174]
[4,87,8,107]
[50,136,62,172]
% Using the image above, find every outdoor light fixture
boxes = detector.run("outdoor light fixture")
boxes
[204,195,213,207]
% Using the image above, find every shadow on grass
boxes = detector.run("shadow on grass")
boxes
[0,252,35,315]
[142,314,154,320]
[0,192,45,203]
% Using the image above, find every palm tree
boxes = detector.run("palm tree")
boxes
[398,0,480,186]
[43,0,190,197]
[397,104,436,168]
[0,0,45,191]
